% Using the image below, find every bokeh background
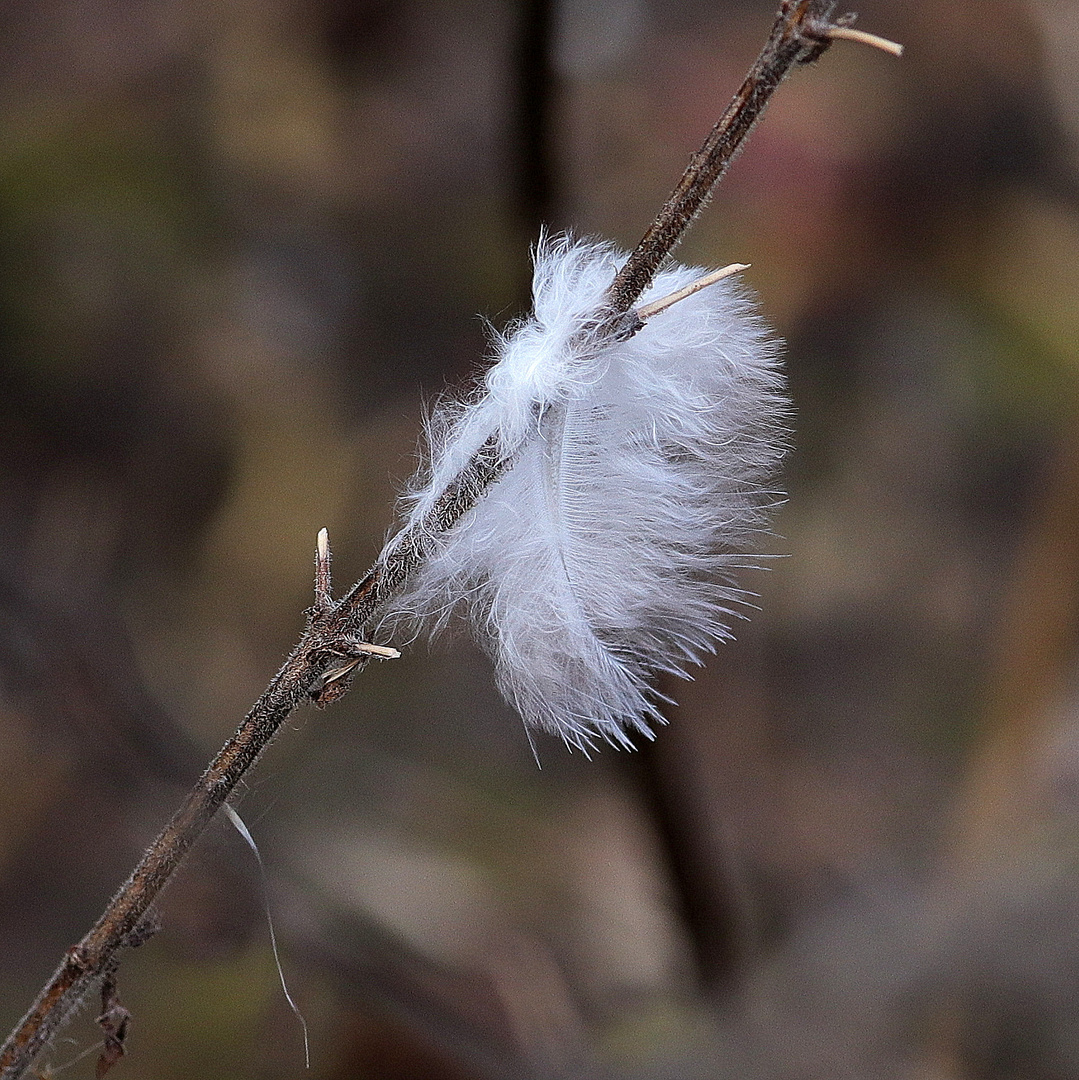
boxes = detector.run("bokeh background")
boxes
[1,0,1077,1077]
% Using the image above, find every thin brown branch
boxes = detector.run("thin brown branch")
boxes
[602,0,844,321]
[0,3,891,1076]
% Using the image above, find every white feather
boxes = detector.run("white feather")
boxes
[386,235,788,751]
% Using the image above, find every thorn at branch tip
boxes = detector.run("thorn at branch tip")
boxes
[827,26,904,56]
[352,642,401,660]
[323,643,400,685]
[635,263,750,322]
[314,527,333,613]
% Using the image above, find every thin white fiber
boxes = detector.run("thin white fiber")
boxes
[388,235,788,751]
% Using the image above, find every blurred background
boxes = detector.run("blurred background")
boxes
[0,0,1076,1076]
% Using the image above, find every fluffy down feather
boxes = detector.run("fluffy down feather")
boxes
[387,235,788,751]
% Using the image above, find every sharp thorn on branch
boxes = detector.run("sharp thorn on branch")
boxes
[313,527,333,615]
[635,263,750,322]
[827,24,904,56]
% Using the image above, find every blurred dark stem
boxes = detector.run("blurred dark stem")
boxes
[630,735,747,990]
[0,5,873,1076]
[627,627,770,995]
[511,0,557,245]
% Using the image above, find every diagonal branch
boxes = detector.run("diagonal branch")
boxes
[0,4,893,1077]
[603,0,843,318]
